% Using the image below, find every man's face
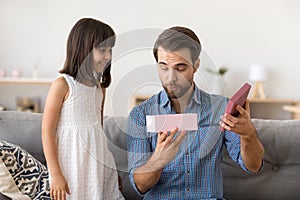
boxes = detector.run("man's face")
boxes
[157,47,198,99]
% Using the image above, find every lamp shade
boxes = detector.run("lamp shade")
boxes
[248,64,268,81]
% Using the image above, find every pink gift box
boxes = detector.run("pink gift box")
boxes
[146,113,198,132]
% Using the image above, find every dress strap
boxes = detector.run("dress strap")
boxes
[60,74,75,86]
[58,74,75,99]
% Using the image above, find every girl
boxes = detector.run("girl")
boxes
[42,18,124,200]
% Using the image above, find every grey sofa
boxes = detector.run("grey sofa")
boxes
[1,111,300,200]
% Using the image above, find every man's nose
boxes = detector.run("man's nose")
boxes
[167,69,177,82]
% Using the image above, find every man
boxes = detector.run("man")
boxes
[127,26,264,200]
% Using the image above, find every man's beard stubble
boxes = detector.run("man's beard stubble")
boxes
[163,82,193,99]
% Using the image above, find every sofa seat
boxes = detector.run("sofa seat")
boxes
[1,111,300,199]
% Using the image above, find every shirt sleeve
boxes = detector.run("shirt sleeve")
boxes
[224,130,263,174]
[127,106,152,196]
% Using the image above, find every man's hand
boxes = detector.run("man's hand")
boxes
[150,127,187,169]
[220,99,264,173]
[133,127,186,193]
[220,99,255,138]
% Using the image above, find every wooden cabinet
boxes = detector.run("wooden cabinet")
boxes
[0,77,53,84]
[131,95,300,120]
[249,98,300,120]
[130,95,149,109]
[282,105,300,119]
[0,77,53,112]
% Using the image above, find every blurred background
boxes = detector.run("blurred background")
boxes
[0,0,299,117]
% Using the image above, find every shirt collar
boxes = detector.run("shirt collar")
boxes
[192,84,201,105]
[160,89,169,107]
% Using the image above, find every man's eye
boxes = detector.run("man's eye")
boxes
[177,67,185,71]
[160,65,168,70]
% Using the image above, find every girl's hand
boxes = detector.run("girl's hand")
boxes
[50,173,70,200]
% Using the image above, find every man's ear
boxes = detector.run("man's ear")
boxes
[193,58,200,73]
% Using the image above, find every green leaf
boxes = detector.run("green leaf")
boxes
[206,66,228,76]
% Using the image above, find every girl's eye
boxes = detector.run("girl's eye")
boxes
[98,48,106,53]
[96,47,112,54]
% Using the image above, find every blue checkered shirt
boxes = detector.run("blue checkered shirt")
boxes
[127,86,251,200]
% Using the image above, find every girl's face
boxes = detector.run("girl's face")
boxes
[92,46,112,73]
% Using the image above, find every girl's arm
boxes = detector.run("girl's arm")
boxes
[42,76,70,199]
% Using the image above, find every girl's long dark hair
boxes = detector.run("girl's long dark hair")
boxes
[60,18,115,88]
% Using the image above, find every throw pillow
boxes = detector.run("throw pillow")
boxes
[0,140,50,199]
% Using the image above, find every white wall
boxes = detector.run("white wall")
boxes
[1,0,300,116]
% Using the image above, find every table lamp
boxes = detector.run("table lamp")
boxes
[249,64,268,99]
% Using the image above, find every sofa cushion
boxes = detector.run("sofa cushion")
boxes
[0,111,45,165]
[222,119,300,200]
[103,116,143,200]
[0,141,50,199]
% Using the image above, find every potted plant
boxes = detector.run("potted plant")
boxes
[206,66,228,77]
[205,65,228,95]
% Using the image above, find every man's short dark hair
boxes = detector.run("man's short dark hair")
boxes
[153,26,202,64]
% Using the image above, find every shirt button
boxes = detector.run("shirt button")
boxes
[187,170,190,175]
[187,188,190,192]
[186,152,189,156]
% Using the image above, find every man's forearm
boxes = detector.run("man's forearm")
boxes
[240,131,265,173]
[134,158,164,193]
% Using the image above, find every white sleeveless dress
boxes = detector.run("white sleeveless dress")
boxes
[52,74,124,200]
